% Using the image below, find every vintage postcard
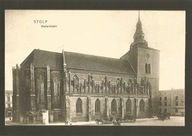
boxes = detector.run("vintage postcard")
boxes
[5,10,185,126]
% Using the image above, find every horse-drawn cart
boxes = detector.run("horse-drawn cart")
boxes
[157,112,171,121]
[95,115,136,125]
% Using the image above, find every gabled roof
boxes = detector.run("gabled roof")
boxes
[20,49,136,75]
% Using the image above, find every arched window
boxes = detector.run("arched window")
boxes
[76,98,82,113]
[53,78,60,96]
[145,63,148,74]
[40,82,44,101]
[148,64,151,74]
[126,99,132,113]
[111,99,117,114]
[145,63,151,74]
[37,75,45,104]
[53,77,60,108]
[140,99,145,112]
[95,99,100,113]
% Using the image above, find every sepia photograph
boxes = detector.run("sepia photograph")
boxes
[5,10,185,126]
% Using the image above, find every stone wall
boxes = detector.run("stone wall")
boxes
[68,95,149,122]
[137,48,159,78]
[13,64,152,123]
[90,96,106,120]
[69,96,88,122]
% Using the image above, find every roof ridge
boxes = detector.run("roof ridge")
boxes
[33,49,122,60]
[34,49,62,54]
[127,60,137,74]
[20,49,35,66]
[65,51,120,60]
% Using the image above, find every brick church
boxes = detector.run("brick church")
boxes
[12,14,160,123]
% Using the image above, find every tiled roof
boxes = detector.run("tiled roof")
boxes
[65,51,135,74]
[20,49,136,74]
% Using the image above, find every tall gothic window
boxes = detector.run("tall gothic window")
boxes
[145,63,151,74]
[37,75,45,104]
[40,82,44,102]
[37,75,45,109]
[53,77,60,108]
[76,98,82,113]
[148,64,151,74]
[111,99,117,114]
[95,99,101,113]
[25,75,30,110]
[140,99,145,112]
[145,63,148,74]
[126,99,132,113]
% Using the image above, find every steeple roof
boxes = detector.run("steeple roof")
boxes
[134,12,144,39]
[130,12,148,50]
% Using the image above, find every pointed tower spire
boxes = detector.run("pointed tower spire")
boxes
[130,11,148,50]
[134,11,144,40]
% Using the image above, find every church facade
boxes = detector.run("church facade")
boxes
[12,16,160,123]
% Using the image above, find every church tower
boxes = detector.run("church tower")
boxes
[121,12,160,115]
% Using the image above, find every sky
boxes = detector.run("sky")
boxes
[5,10,185,91]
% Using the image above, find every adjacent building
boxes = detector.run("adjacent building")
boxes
[5,90,13,118]
[12,15,160,123]
[159,89,185,116]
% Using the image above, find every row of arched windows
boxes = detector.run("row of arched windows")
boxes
[37,74,62,109]
[76,98,145,114]
[76,98,102,114]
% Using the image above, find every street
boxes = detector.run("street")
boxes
[6,116,184,126]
